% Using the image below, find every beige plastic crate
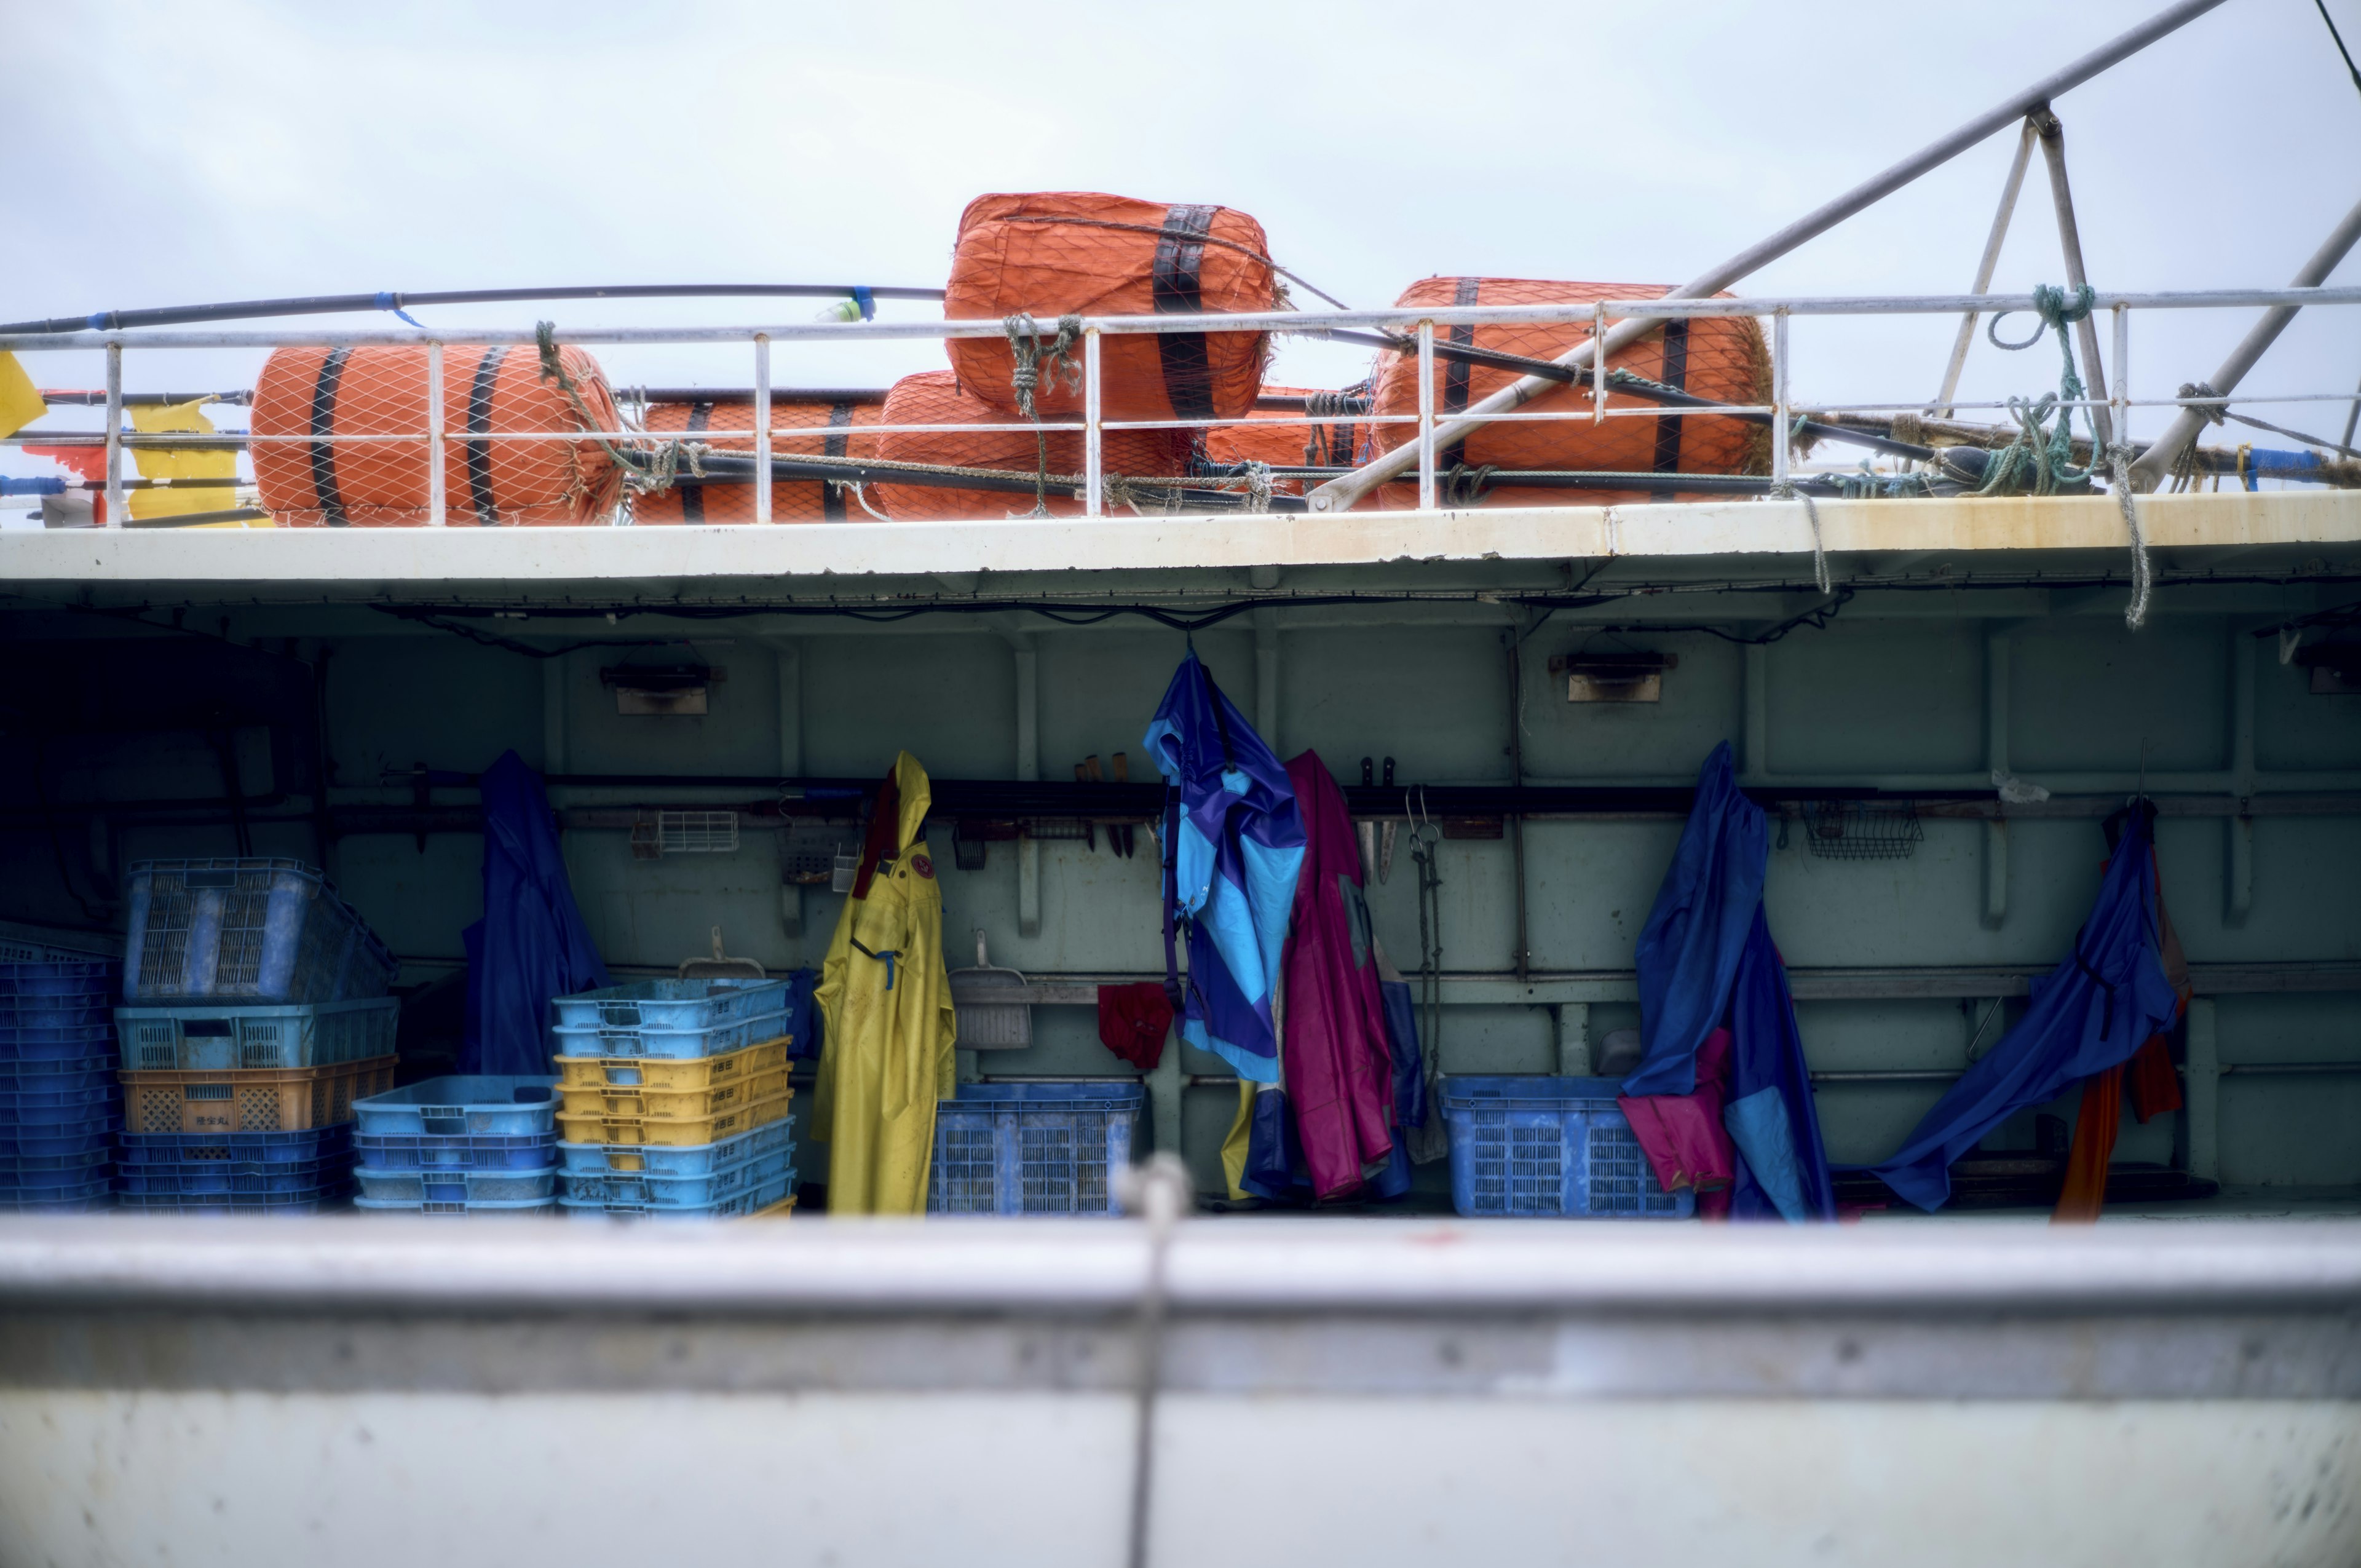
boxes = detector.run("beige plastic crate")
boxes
[122,1055,397,1135]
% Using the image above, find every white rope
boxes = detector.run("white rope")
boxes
[2110,444,2153,629]
[1115,1153,1190,1568]
[1798,491,1832,596]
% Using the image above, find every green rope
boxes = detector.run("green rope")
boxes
[1003,312,1082,518]
[1975,283,2097,497]
[534,320,679,496]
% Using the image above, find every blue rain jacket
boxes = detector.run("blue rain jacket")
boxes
[1621,743,1836,1221]
[1143,650,1306,1083]
[461,750,609,1074]
[1867,808,2178,1210]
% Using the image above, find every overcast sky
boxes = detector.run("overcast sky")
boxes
[7,0,2358,486]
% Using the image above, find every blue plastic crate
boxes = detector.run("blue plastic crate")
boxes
[123,858,394,1005]
[0,1122,115,1162]
[2,1184,116,1213]
[558,1140,795,1209]
[0,1001,111,1031]
[0,1162,113,1192]
[119,1158,347,1197]
[118,1126,354,1166]
[0,962,114,1000]
[352,1077,559,1138]
[1438,1075,1695,1219]
[0,1053,116,1085]
[550,1007,791,1063]
[557,1119,793,1179]
[117,1189,349,1214]
[549,977,788,1036]
[1,1146,113,1173]
[353,1164,558,1204]
[0,1083,120,1121]
[561,1166,796,1221]
[355,1132,556,1171]
[1,1178,113,1204]
[927,1082,1142,1217]
[354,1194,555,1217]
[114,997,400,1072]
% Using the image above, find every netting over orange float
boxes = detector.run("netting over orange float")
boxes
[1367,278,1770,507]
[944,192,1277,424]
[631,397,884,523]
[1201,386,1376,501]
[251,345,623,526]
[872,370,1189,521]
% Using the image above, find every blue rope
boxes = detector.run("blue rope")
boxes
[374,291,426,328]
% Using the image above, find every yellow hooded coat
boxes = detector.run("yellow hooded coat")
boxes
[812,751,957,1214]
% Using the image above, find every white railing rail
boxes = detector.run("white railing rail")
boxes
[6,283,2359,528]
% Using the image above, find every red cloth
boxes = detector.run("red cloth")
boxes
[1280,749,1399,1200]
[1096,983,1173,1071]
[1619,1027,1738,1200]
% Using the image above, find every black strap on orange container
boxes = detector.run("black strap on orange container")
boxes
[307,348,350,526]
[1152,204,1219,422]
[465,346,508,526]
[1651,320,1691,479]
[1442,278,1480,414]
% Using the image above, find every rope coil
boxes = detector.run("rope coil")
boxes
[1003,312,1084,518]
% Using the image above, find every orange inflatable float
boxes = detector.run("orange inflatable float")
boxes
[251,344,623,526]
[872,370,1188,521]
[632,397,883,523]
[1367,278,1769,506]
[944,192,1277,424]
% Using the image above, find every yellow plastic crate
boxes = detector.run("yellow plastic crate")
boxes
[553,1037,788,1092]
[555,1063,791,1122]
[556,1087,795,1147]
[122,1055,397,1135]
[748,1194,796,1219]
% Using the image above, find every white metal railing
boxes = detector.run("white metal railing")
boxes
[6,283,2360,529]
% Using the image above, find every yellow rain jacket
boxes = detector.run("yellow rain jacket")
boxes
[812,751,957,1214]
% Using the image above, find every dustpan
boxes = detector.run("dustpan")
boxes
[949,929,1030,1050]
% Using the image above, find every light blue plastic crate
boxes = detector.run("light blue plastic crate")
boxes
[558,1139,795,1209]
[550,1007,790,1063]
[114,997,400,1072]
[0,961,114,1001]
[549,978,788,1036]
[556,1117,794,1179]
[354,1165,559,1205]
[1438,1075,1695,1219]
[927,1082,1142,1217]
[354,1194,555,1217]
[352,1076,559,1139]
[356,1133,557,1171]
[122,858,394,1005]
[561,1166,795,1221]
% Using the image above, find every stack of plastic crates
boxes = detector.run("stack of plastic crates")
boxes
[352,1077,561,1216]
[1,960,122,1214]
[927,1082,1144,1216]
[114,858,398,1215]
[552,979,799,1220]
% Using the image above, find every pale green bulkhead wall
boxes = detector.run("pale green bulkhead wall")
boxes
[55,612,2361,1200]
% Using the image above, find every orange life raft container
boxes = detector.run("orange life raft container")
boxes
[1367,278,1769,507]
[872,370,1189,521]
[251,344,623,526]
[632,397,884,523]
[944,192,1277,424]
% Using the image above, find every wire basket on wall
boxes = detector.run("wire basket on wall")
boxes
[1800,801,1923,861]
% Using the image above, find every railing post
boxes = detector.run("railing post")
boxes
[425,340,447,527]
[2110,303,2129,458]
[1416,319,1436,511]
[103,341,124,528]
[753,333,772,525]
[1591,301,1608,425]
[1085,327,1102,518]
[1771,307,1791,493]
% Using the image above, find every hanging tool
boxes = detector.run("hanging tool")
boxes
[1356,758,1380,885]
[1074,762,1097,851]
[1379,758,1399,883]
[1110,753,1136,858]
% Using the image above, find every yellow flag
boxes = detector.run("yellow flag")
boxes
[0,352,42,439]
[130,400,266,526]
